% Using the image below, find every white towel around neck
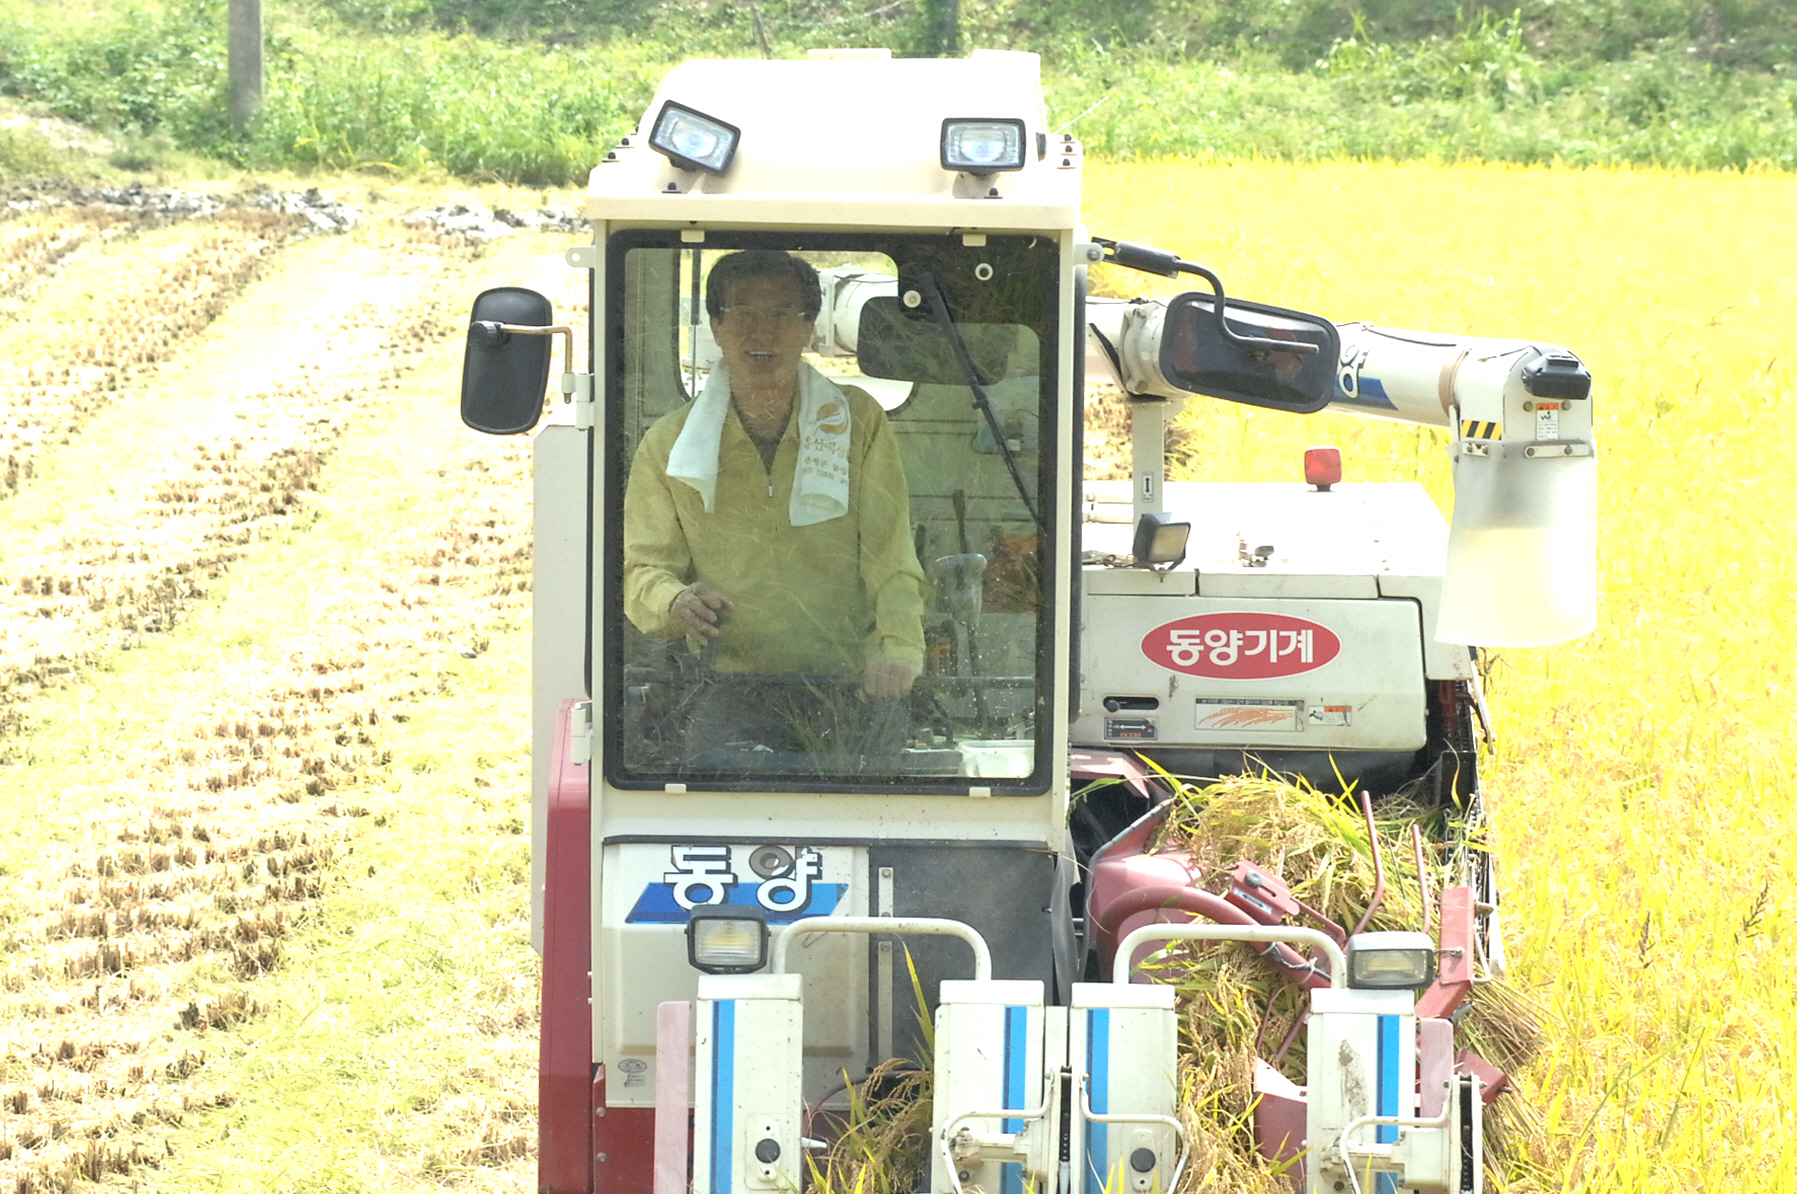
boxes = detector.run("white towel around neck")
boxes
[666,361,852,527]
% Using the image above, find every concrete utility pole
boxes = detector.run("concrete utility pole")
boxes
[228,0,262,132]
[922,0,960,57]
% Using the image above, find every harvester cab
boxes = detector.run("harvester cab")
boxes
[458,47,1595,1194]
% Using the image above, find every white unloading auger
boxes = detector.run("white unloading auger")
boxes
[1083,237,1597,649]
[1331,322,1597,647]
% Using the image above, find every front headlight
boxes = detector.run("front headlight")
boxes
[687,908,769,974]
[940,119,1027,173]
[648,100,741,175]
[1346,930,1437,990]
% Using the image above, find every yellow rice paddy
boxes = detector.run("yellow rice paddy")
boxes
[1084,158,1796,1190]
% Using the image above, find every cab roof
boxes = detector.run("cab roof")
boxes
[586,50,1083,232]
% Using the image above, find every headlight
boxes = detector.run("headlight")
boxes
[687,908,769,974]
[940,119,1027,173]
[648,100,741,175]
[1132,511,1191,568]
[1346,930,1437,990]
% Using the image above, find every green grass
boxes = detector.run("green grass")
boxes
[1048,42,1797,169]
[1,0,1793,185]
[0,125,61,173]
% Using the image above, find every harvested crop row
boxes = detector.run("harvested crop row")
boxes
[0,255,538,1194]
[0,213,297,502]
[0,210,142,319]
[0,232,472,742]
[0,445,532,1194]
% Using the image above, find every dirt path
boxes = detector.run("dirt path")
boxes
[0,213,586,1193]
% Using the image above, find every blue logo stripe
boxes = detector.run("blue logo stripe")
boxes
[627,882,845,924]
[1335,374,1398,409]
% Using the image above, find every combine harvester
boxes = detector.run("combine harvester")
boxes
[458,48,1596,1194]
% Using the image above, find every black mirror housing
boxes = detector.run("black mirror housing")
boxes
[855,295,1022,385]
[461,287,554,435]
[1159,293,1340,414]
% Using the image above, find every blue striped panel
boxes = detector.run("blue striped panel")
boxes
[711,1001,735,1194]
[1376,1013,1400,1194]
[1002,1006,1027,1194]
[1084,1008,1110,1194]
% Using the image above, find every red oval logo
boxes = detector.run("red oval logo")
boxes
[1141,613,1341,679]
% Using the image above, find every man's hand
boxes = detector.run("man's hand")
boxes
[669,582,733,639]
[861,657,921,700]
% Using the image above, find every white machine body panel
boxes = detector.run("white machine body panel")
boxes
[930,979,1049,1194]
[1082,479,1474,686]
[588,52,1079,232]
[1076,592,1428,751]
[1069,983,1180,1194]
[693,974,805,1194]
[530,416,591,954]
[1305,986,1417,1193]
[600,841,869,1106]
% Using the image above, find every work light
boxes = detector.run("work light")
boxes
[648,101,741,175]
[1132,511,1191,569]
[940,119,1027,173]
[687,908,769,974]
[1346,930,1438,990]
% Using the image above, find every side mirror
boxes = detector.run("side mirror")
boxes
[855,296,1029,385]
[1158,293,1340,414]
[462,287,554,435]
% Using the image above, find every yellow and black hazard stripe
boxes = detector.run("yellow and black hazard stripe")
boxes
[1460,420,1501,440]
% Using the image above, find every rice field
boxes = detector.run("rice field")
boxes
[0,158,1789,1193]
[1084,158,1795,1190]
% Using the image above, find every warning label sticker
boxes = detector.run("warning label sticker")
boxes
[1535,402,1562,439]
[1306,704,1352,727]
[1194,698,1301,732]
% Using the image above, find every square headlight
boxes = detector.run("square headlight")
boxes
[687,908,769,974]
[648,100,741,175]
[1346,930,1437,990]
[940,119,1027,173]
[1132,510,1191,568]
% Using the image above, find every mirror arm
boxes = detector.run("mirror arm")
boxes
[1092,236,1320,357]
[1172,262,1320,357]
[492,322,577,377]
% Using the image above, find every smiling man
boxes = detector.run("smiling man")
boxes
[622,250,928,768]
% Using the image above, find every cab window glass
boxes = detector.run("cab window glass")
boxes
[605,233,1056,792]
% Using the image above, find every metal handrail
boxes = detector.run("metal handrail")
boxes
[1113,923,1347,988]
[771,916,992,981]
[1077,1075,1191,1194]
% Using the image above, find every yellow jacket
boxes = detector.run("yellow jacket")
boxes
[623,384,927,676]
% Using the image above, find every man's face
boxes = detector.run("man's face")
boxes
[711,275,815,393]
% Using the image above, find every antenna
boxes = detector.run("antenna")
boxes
[1054,94,1112,136]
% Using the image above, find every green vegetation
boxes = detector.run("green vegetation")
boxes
[0,0,1792,183]
[0,126,63,174]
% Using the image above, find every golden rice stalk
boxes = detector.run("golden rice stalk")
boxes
[1140,771,1538,1185]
